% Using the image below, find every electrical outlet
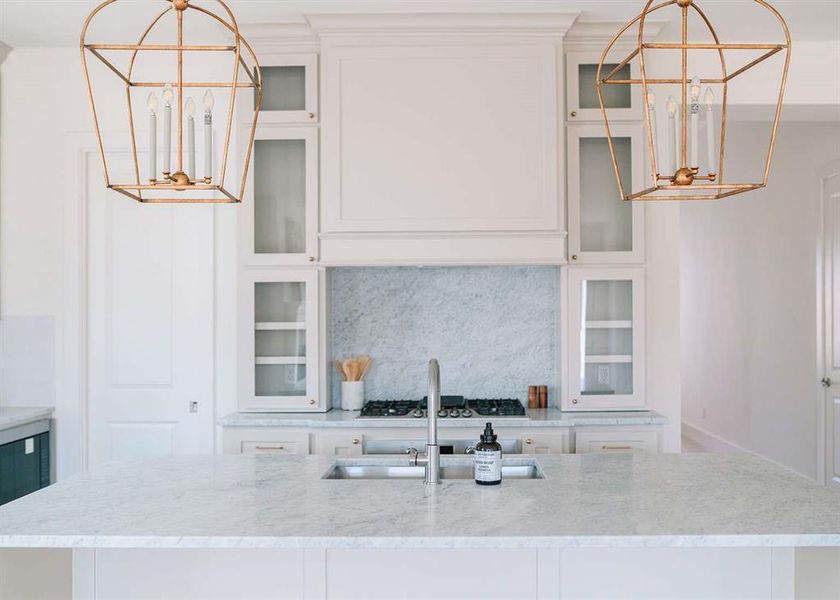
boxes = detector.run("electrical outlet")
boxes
[597,365,610,385]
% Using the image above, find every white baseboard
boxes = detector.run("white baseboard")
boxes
[681,421,741,454]
[682,421,815,482]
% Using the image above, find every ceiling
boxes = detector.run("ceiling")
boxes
[1,0,838,48]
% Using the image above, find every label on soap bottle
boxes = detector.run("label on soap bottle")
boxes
[474,450,502,483]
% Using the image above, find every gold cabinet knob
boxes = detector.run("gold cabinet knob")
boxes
[570,111,577,118]
[572,398,579,404]
[308,399,316,405]
[525,438,533,445]
[352,438,360,445]
[308,256,315,262]
[308,112,316,119]
[571,254,578,261]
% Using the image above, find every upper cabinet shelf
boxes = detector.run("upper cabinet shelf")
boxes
[256,53,319,124]
[565,51,643,122]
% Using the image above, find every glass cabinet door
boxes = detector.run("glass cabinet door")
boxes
[567,267,645,411]
[256,54,318,123]
[567,123,644,264]
[240,269,322,411]
[242,125,318,265]
[566,51,642,122]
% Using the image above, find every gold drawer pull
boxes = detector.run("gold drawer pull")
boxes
[255,445,286,451]
[308,399,316,405]
[525,439,533,445]
[602,445,632,451]
[352,438,360,445]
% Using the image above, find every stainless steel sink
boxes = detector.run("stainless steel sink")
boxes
[322,462,544,480]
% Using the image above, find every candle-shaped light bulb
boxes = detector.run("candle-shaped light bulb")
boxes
[666,95,677,177]
[704,87,716,176]
[704,87,715,108]
[646,90,660,177]
[690,76,701,103]
[162,84,173,176]
[203,90,214,183]
[689,76,701,169]
[203,89,214,112]
[147,93,158,182]
[185,98,196,181]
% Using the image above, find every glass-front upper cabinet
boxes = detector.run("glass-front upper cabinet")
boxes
[239,269,324,412]
[567,123,644,264]
[240,125,318,265]
[256,54,318,123]
[566,267,645,411]
[566,51,642,122]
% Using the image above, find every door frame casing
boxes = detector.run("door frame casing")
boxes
[816,159,840,487]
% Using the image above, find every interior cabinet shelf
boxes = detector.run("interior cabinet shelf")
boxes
[584,355,633,364]
[255,322,306,331]
[585,320,633,329]
[255,357,307,365]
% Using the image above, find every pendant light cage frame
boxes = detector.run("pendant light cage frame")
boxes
[80,0,262,203]
[597,0,791,201]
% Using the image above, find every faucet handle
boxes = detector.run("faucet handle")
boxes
[465,446,476,454]
[405,447,419,464]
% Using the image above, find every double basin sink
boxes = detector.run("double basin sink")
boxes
[323,460,544,480]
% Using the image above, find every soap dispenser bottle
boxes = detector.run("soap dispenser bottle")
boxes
[474,422,502,485]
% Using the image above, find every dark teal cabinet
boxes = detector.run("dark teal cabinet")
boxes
[0,431,50,506]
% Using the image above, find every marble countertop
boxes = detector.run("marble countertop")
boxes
[1,453,838,549]
[0,407,53,432]
[218,408,667,428]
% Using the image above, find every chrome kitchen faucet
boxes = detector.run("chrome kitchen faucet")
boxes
[408,359,441,484]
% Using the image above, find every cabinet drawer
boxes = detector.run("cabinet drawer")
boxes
[574,429,660,454]
[520,432,570,454]
[223,429,310,455]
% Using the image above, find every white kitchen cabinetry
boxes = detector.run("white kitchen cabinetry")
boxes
[313,14,575,265]
[238,269,328,412]
[223,429,310,455]
[567,123,645,264]
[574,427,660,454]
[566,267,646,411]
[565,50,642,122]
[240,125,318,265]
[254,53,319,124]
[521,432,570,454]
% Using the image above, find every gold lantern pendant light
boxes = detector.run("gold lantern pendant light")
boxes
[598,0,791,201]
[80,0,262,203]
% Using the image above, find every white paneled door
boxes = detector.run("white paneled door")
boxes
[86,154,214,467]
[823,168,840,491]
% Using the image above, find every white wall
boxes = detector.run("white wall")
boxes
[681,121,840,479]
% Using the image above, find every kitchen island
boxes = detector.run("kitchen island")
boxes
[1,452,839,598]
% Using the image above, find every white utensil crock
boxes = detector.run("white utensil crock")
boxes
[341,381,365,411]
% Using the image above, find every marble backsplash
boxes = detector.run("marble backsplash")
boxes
[330,266,559,407]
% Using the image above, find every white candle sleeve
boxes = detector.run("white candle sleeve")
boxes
[690,102,699,169]
[649,105,659,175]
[204,111,212,181]
[163,103,171,174]
[149,112,157,181]
[705,88,716,175]
[187,116,195,180]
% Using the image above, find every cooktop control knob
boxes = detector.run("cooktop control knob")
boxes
[448,409,460,417]
[437,409,448,418]
[461,409,473,417]
[413,409,424,418]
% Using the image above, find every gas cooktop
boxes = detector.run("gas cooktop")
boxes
[358,395,527,419]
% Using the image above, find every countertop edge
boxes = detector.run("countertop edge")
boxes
[0,407,54,432]
[2,533,837,550]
